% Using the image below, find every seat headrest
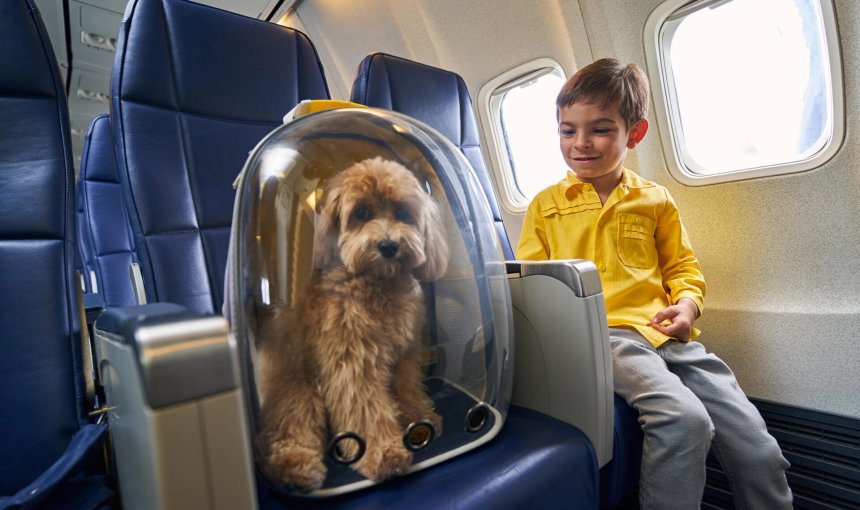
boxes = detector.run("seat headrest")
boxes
[351,53,512,259]
[0,0,73,239]
[116,0,329,123]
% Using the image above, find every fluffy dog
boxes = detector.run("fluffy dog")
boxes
[257,157,449,491]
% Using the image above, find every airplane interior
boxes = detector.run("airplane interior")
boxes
[2,0,859,509]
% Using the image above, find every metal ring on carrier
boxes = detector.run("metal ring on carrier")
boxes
[403,420,436,451]
[327,431,366,465]
[465,402,490,433]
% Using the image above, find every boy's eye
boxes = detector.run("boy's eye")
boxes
[352,205,372,222]
[593,128,611,134]
[559,128,575,137]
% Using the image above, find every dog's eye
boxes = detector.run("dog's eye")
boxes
[394,206,414,223]
[352,205,372,222]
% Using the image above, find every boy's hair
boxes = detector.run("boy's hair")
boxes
[556,58,650,128]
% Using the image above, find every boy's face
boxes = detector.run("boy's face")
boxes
[558,101,647,185]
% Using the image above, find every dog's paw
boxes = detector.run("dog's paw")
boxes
[263,441,327,492]
[355,441,413,481]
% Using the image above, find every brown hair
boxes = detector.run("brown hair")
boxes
[556,58,650,128]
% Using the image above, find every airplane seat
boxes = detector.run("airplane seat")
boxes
[602,394,643,508]
[110,0,330,315]
[76,186,95,293]
[350,52,642,508]
[76,114,139,310]
[352,54,514,260]
[0,1,113,508]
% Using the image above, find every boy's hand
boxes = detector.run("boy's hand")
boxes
[650,298,699,343]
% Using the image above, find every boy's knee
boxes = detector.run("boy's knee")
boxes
[677,402,715,442]
[642,395,714,447]
[733,436,789,472]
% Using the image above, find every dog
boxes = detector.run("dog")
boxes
[257,156,449,491]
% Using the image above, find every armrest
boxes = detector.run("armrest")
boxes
[94,303,257,510]
[506,259,602,298]
[506,259,614,467]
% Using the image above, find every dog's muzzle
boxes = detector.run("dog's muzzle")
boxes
[377,239,399,259]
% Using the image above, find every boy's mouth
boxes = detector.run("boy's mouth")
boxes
[572,156,598,162]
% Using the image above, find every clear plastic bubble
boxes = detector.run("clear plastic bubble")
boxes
[225,107,512,496]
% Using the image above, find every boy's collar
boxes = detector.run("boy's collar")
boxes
[563,168,655,192]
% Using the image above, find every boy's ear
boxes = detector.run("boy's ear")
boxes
[626,118,649,149]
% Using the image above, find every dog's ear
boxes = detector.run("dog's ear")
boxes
[416,195,449,281]
[313,182,343,268]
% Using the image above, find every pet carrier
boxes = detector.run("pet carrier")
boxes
[224,102,513,496]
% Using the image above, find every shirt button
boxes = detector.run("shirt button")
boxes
[598,219,605,227]
[583,184,591,191]
[636,217,642,225]
[598,263,606,272]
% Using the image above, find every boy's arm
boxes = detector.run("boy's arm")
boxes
[652,188,706,341]
[516,198,550,260]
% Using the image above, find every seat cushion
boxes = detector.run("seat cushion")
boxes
[258,405,599,509]
[600,394,643,508]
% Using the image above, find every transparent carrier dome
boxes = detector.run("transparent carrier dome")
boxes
[225,106,513,497]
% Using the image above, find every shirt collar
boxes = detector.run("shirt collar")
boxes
[562,167,655,194]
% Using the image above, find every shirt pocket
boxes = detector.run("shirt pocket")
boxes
[617,213,657,269]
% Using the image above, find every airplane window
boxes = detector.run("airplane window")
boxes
[477,59,567,210]
[499,70,567,201]
[646,0,843,185]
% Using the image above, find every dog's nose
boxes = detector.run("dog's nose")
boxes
[377,239,399,259]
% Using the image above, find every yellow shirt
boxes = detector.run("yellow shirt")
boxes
[516,168,705,347]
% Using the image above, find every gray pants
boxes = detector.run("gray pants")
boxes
[610,328,793,510]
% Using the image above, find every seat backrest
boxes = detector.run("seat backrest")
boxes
[111,0,330,314]
[351,53,513,259]
[0,0,87,493]
[77,114,138,308]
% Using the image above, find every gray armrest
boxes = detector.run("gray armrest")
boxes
[507,260,614,467]
[94,303,257,510]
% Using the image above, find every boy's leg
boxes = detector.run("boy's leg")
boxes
[660,340,793,510]
[609,329,715,510]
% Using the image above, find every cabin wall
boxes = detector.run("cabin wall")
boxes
[290,0,591,101]
[295,0,860,419]
[577,0,860,419]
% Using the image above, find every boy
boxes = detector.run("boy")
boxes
[517,58,792,509]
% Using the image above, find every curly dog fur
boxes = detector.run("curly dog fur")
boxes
[257,157,448,491]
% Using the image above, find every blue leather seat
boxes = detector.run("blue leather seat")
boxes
[601,395,643,508]
[0,1,113,508]
[111,0,330,315]
[351,52,604,507]
[259,406,597,509]
[352,54,514,260]
[351,52,641,508]
[76,114,138,309]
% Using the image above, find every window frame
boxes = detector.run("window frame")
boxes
[476,58,566,211]
[644,0,845,186]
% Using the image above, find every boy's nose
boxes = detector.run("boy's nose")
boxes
[574,134,591,149]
